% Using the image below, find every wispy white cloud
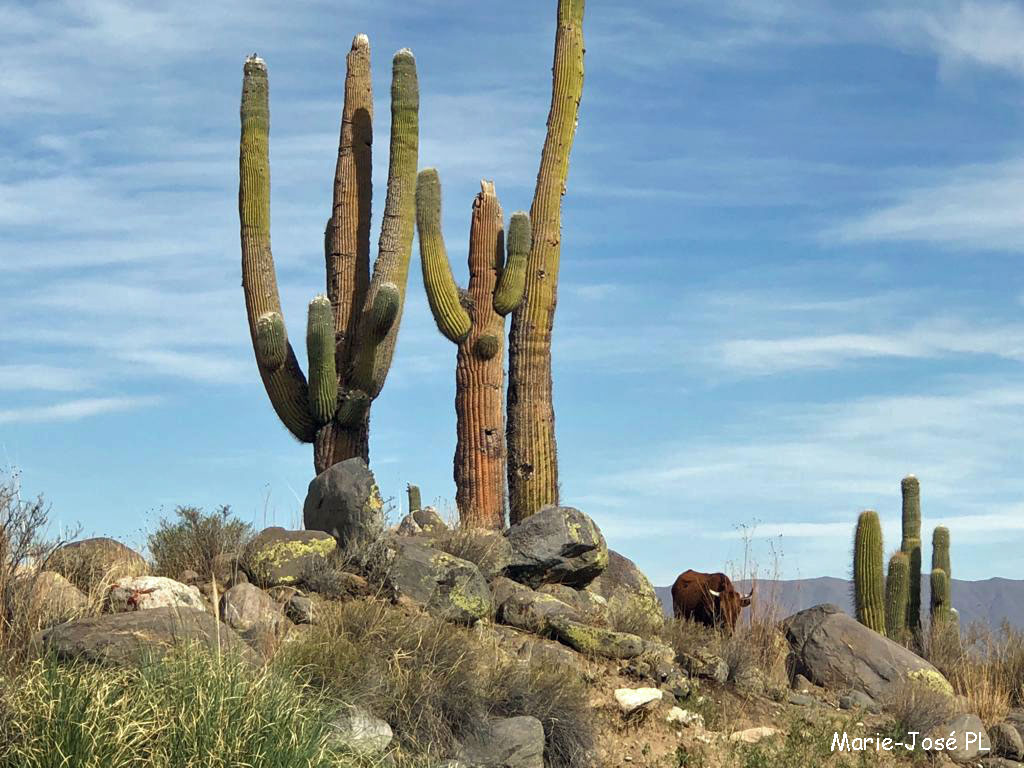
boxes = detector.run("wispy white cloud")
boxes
[0,365,94,392]
[0,396,159,424]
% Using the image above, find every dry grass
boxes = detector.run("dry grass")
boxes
[882,678,962,735]
[606,595,664,639]
[432,525,507,578]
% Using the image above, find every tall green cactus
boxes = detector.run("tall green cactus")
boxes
[900,475,922,634]
[932,526,951,582]
[239,38,419,473]
[930,567,952,626]
[416,169,529,529]
[407,484,421,513]
[853,510,886,635]
[885,552,910,644]
[506,0,585,524]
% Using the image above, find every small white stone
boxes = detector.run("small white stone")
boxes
[666,707,704,728]
[614,687,662,715]
[728,726,781,744]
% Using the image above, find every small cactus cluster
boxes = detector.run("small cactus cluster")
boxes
[851,476,955,643]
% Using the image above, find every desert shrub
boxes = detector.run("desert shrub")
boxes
[661,616,721,659]
[720,616,790,691]
[0,645,349,768]
[0,473,74,670]
[278,598,596,768]
[432,526,506,577]
[925,620,1014,724]
[607,595,663,639]
[882,678,961,737]
[486,656,596,768]
[148,505,253,580]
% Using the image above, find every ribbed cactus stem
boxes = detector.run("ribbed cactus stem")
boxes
[854,510,886,636]
[306,296,338,425]
[900,475,922,632]
[506,0,585,523]
[407,484,421,513]
[930,567,952,625]
[932,526,951,582]
[493,212,529,316]
[417,168,472,342]
[239,40,420,474]
[885,552,910,643]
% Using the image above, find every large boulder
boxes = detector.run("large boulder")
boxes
[502,506,608,588]
[39,606,258,666]
[498,590,580,635]
[926,713,990,764]
[45,537,148,592]
[586,550,663,634]
[108,576,206,613]
[380,537,491,625]
[547,614,644,659]
[244,527,336,587]
[303,458,385,551]
[17,571,88,627]
[456,716,545,768]
[784,603,952,701]
[539,583,610,627]
[220,582,286,634]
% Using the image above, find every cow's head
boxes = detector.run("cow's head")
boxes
[707,584,754,632]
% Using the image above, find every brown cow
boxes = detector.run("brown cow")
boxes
[671,570,753,633]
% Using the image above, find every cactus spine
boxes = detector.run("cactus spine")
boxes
[853,510,886,635]
[900,475,922,634]
[506,0,585,524]
[930,567,952,625]
[885,552,910,644]
[239,39,419,473]
[416,169,529,529]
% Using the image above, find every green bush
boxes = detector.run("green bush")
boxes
[147,505,253,580]
[0,646,353,768]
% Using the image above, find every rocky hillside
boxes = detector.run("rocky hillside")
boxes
[657,576,1024,629]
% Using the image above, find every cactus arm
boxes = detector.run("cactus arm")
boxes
[352,49,419,399]
[931,526,951,580]
[930,567,952,624]
[493,212,530,316]
[900,475,923,633]
[239,55,316,443]
[326,34,374,373]
[853,510,886,636]
[506,0,585,522]
[885,551,910,643]
[306,296,339,425]
[416,168,472,343]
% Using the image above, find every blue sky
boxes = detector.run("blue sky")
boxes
[2,0,1023,584]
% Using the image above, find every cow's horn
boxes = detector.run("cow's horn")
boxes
[707,589,720,597]
[745,588,754,599]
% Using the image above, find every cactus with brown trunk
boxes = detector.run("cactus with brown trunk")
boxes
[506,0,586,524]
[853,510,886,635]
[239,38,419,473]
[416,169,529,529]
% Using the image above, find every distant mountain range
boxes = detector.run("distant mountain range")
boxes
[654,577,1024,630]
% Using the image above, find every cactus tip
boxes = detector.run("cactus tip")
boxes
[479,179,496,196]
[352,33,369,50]
[394,47,415,62]
[245,53,266,68]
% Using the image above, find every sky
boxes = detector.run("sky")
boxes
[2,0,1023,585]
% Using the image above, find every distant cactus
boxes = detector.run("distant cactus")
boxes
[930,567,952,626]
[416,170,529,529]
[854,510,886,635]
[407,484,421,513]
[885,551,910,644]
[900,475,922,634]
[932,526,951,582]
[239,39,419,473]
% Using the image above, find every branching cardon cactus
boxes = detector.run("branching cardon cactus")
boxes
[900,475,923,633]
[416,169,529,529]
[239,37,419,473]
[506,0,586,523]
[853,510,886,635]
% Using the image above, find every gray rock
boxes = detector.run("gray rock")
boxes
[456,716,545,768]
[681,648,729,684]
[791,673,815,692]
[45,537,148,592]
[380,537,491,625]
[926,713,990,764]
[980,759,1024,768]
[107,575,206,613]
[538,583,609,627]
[220,582,283,632]
[503,506,608,589]
[303,458,385,551]
[839,689,881,714]
[16,571,87,627]
[733,666,766,697]
[328,706,393,756]
[491,576,530,610]
[991,722,1024,761]
[285,595,315,624]
[412,506,447,535]
[787,692,816,707]
[516,636,579,668]
[244,527,336,587]
[586,550,663,634]
[784,603,952,700]
[499,590,580,634]
[1005,710,1024,742]
[39,606,257,666]
[547,614,644,659]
